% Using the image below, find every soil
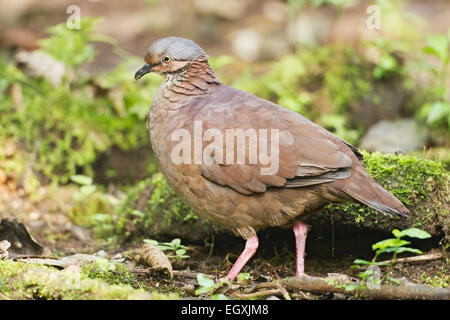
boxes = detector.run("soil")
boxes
[1,178,447,299]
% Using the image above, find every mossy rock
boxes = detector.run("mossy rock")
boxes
[116,152,448,245]
[113,173,229,243]
[308,152,449,244]
[0,260,174,300]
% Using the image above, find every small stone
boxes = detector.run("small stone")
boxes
[95,250,108,258]
[359,118,427,154]
[0,240,11,259]
[231,29,261,62]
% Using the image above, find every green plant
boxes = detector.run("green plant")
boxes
[68,174,120,237]
[0,18,160,185]
[349,228,431,289]
[143,238,190,262]
[354,228,431,267]
[81,259,137,286]
[194,273,228,300]
[418,32,450,129]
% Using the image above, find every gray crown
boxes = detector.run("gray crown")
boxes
[148,37,205,61]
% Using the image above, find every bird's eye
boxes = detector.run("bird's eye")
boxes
[162,56,171,63]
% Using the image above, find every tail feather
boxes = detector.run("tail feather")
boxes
[341,172,410,218]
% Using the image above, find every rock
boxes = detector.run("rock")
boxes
[95,249,108,258]
[231,29,261,62]
[231,29,289,61]
[287,9,334,45]
[359,119,428,154]
[15,50,66,86]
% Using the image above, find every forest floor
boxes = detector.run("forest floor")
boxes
[0,177,448,300]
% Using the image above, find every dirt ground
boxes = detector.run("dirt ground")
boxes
[1,176,447,300]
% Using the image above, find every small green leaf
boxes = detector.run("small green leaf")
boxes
[131,210,145,218]
[400,228,432,239]
[345,284,359,292]
[392,229,402,238]
[197,273,215,288]
[426,102,450,125]
[70,175,93,186]
[386,276,401,285]
[143,239,159,246]
[372,239,410,250]
[211,294,228,300]
[237,272,251,282]
[423,34,449,61]
[175,249,186,256]
[80,185,96,196]
[171,238,181,248]
[353,259,371,265]
[392,247,423,255]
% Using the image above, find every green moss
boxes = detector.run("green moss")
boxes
[99,173,220,244]
[0,20,160,185]
[420,271,449,288]
[0,260,169,300]
[81,259,137,286]
[322,151,449,235]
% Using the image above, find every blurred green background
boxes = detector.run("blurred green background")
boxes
[0,0,448,243]
[0,0,448,187]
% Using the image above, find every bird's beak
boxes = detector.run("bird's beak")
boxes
[135,63,152,80]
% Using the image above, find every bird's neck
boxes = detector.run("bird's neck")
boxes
[163,58,220,97]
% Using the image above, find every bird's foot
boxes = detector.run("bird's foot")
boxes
[226,236,259,281]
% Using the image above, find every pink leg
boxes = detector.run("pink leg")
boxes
[293,221,308,276]
[226,236,259,281]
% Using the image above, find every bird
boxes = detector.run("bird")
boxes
[135,37,409,281]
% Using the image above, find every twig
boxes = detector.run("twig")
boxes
[235,289,285,300]
[278,275,450,300]
[377,252,445,265]
[243,282,291,300]
[172,270,215,279]
[135,268,216,280]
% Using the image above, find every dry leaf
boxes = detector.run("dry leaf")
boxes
[0,240,11,259]
[18,254,100,269]
[15,50,65,86]
[134,244,173,277]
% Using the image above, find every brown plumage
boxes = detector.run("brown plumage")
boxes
[135,37,409,280]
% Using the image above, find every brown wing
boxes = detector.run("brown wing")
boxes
[194,86,355,195]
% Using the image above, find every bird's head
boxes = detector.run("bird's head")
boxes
[135,37,206,80]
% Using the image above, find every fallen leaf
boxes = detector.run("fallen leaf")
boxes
[134,244,173,277]
[0,240,11,259]
[15,50,66,86]
[17,254,101,269]
[0,219,44,258]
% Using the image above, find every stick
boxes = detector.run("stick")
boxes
[377,252,445,265]
[235,289,285,300]
[243,282,291,300]
[278,275,450,300]
[172,270,215,279]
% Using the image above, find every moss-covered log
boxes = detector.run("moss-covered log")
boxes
[0,260,168,300]
[115,152,448,245]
